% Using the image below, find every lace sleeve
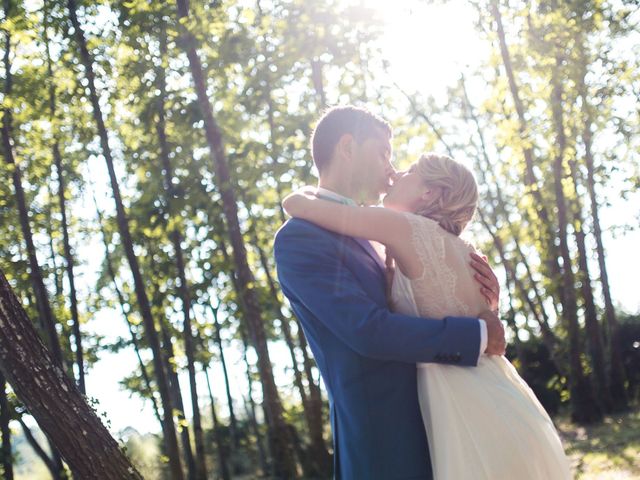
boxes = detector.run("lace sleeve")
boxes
[401,212,471,319]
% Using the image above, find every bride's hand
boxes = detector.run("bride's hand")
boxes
[282,187,317,217]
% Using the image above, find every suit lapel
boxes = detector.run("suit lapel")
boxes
[315,191,387,276]
[350,237,386,277]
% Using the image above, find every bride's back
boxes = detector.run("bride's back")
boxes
[392,213,487,320]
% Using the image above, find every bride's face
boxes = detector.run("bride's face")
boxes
[383,163,436,212]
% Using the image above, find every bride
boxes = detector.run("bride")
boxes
[283,152,572,480]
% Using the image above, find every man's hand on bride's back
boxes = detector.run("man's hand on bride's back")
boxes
[282,187,317,218]
[479,310,506,356]
[469,252,500,312]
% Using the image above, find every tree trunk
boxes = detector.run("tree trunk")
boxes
[0,270,143,478]
[203,363,231,480]
[576,42,628,410]
[1,0,64,369]
[92,193,163,426]
[17,417,62,480]
[208,305,240,451]
[43,0,85,395]
[240,331,270,477]
[158,316,196,480]
[461,77,565,364]
[175,1,296,475]
[568,158,612,412]
[490,0,566,311]
[0,372,13,480]
[65,1,184,475]
[155,18,207,480]
[549,57,601,423]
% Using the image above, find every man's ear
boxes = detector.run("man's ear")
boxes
[335,133,354,161]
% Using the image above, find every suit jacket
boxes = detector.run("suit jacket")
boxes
[274,218,481,479]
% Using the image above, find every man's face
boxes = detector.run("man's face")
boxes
[351,128,394,205]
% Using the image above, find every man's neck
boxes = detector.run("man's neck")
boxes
[317,176,355,199]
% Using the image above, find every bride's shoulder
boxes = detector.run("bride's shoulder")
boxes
[401,212,442,232]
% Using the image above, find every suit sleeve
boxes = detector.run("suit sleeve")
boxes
[274,221,481,366]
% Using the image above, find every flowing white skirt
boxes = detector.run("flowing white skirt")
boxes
[417,355,572,479]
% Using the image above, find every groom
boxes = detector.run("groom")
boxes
[274,106,505,479]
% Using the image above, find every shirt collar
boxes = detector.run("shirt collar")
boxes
[315,187,357,206]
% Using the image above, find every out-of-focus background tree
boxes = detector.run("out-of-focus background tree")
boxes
[0,0,638,478]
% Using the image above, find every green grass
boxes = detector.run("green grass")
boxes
[556,408,640,479]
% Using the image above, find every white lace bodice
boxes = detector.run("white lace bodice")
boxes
[391,212,488,320]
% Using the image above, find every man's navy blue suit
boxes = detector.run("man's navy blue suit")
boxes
[274,218,481,479]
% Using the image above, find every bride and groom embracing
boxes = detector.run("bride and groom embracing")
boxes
[274,106,571,479]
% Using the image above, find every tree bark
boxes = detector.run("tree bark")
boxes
[0,270,143,479]
[65,1,184,474]
[175,1,296,475]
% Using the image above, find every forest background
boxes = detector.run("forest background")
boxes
[0,0,639,478]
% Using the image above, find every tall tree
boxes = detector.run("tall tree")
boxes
[65,0,183,475]
[43,0,85,394]
[1,0,64,369]
[174,0,297,476]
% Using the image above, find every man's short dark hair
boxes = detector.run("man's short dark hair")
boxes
[311,105,392,174]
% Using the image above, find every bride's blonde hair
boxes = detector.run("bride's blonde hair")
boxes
[414,153,478,236]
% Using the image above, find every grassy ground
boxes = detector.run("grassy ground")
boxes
[556,408,640,479]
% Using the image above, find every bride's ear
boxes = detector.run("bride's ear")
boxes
[420,186,440,205]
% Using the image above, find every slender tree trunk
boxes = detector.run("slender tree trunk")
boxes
[208,305,240,451]
[1,0,64,369]
[0,372,13,480]
[92,193,163,426]
[0,270,143,478]
[569,159,613,412]
[490,0,566,310]
[175,1,296,475]
[459,73,560,325]
[203,364,231,480]
[549,57,601,422]
[17,417,61,480]
[310,60,327,109]
[158,316,196,480]
[240,331,270,477]
[45,208,63,299]
[43,0,85,395]
[576,43,628,410]
[154,19,207,480]
[65,1,183,474]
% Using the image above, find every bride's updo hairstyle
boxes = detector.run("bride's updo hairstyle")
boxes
[414,153,478,236]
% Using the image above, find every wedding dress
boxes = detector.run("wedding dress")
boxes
[390,212,572,480]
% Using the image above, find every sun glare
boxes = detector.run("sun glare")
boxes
[362,0,487,97]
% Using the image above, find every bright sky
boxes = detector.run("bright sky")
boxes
[23,0,640,442]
